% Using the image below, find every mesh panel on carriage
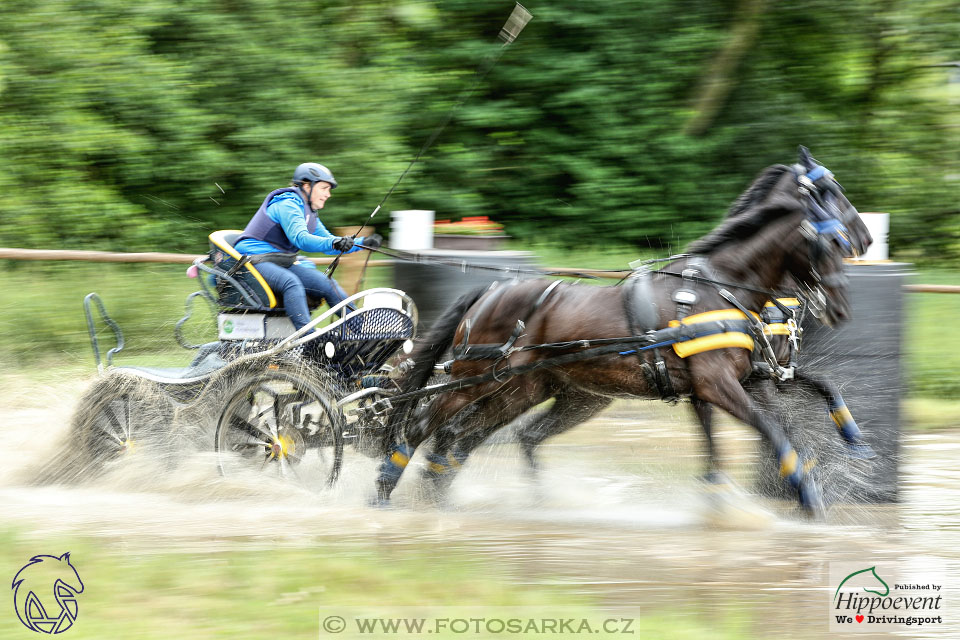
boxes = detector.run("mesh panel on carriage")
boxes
[323,307,415,376]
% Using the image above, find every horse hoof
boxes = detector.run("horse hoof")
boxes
[368,494,392,509]
[799,476,826,521]
[701,470,733,486]
[700,484,775,530]
[844,442,877,460]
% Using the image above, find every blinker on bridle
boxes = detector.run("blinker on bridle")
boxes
[792,163,853,326]
[795,163,856,258]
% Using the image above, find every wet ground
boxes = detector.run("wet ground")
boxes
[2,373,958,639]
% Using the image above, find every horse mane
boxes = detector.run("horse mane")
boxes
[687,165,800,254]
[724,164,791,218]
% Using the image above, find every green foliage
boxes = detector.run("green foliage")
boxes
[0,1,958,258]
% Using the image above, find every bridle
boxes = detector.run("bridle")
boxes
[792,162,855,322]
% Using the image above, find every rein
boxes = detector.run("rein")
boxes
[359,244,804,382]
[357,244,626,280]
[646,266,794,315]
[368,319,757,413]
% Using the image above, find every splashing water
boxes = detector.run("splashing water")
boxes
[2,371,959,639]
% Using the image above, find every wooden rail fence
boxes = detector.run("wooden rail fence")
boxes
[2,247,958,293]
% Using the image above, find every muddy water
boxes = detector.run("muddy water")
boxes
[2,374,959,639]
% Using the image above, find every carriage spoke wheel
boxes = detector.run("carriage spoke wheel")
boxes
[215,369,344,487]
[81,392,143,463]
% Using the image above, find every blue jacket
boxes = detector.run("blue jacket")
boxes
[235,187,366,256]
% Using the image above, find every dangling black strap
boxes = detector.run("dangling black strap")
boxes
[453,280,563,362]
[621,270,679,403]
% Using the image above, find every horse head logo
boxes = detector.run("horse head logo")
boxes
[11,552,84,634]
[834,566,890,601]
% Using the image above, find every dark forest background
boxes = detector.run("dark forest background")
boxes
[2,0,958,261]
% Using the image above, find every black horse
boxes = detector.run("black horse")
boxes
[418,309,876,504]
[375,148,867,518]
[418,154,875,501]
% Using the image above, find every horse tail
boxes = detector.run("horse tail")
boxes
[381,284,489,445]
[401,284,489,394]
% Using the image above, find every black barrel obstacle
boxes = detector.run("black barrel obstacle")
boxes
[393,249,538,333]
[755,262,909,503]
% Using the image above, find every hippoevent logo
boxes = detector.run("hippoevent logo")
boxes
[829,561,945,632]
[11,553,84,634]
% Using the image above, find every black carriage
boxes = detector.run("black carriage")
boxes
[77,230,418,485]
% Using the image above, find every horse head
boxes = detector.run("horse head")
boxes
[796,145,873,258]
[690,150,862,327]
[790,146,870,326]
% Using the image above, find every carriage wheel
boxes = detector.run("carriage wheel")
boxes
[214,368,344,487]
[85,393,138,458]
[73,375,169,473]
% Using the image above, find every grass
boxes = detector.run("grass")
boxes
[0,528,750,640]
[903,398,960,431]
[903,269,960,399]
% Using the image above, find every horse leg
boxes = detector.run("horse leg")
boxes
[690,395,721,481]
[426,384,552,488]
[421,391,607,491]
[421,416,485,501]
[374,393,478,505]
[376,374,549,504]
[516,390,612,476]
[691,393,777,526]
[695,375,826,518]
[794,370,876,459]
[421,397,556,501]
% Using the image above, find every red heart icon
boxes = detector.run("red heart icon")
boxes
[856,615,864,623]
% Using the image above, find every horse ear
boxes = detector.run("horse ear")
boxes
[59,552,71,562]
[797,145,816,170]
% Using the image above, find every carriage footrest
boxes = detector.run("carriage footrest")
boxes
[114,351,229,383]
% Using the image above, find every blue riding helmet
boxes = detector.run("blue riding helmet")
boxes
[293,162,338,189]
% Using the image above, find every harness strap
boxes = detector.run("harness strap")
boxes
[456,280,511,355]
[717,288,790,379]
[454,280,563,362]
[669,255,799,380]
[374,318,756,412]
[622,269,660,333]
[497,280,563,355]
[621,269,679,402]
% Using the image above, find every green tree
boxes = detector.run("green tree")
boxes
[0,0,957,260]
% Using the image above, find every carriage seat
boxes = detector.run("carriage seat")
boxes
[114,343,229,385]
[207,230,288,313]
[207,229,327,315]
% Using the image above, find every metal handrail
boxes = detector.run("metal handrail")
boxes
[83,293,125,372]
[174,290,218,349]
